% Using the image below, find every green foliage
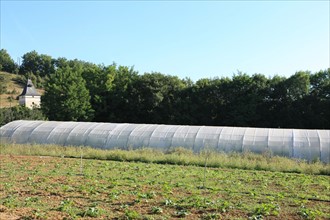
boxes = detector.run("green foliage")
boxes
[151,206,163,214]
[0,106,46,126]
[129,72,187,124]
[201,213,221,220]
[79,206,104,217]
[57,199,78,217]
[19,50,55,77]
[0,49,18,73]
[250,203,280,218]
[104,65,139,122]
[1,144,329,175]
[41,66,94,121]
[81,63,116,121]
[0,76,8,94]
[124,209,141,219]
[175,209,189,217]
[14,72,44,88]
[2,48,329,129]
[1,195,18,208]
[298,205,322,220]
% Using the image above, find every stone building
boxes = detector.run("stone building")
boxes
[19,79,41,109]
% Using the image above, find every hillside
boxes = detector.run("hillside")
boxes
[0,71,43,108]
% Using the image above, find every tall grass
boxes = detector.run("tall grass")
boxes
[0,143,329,175]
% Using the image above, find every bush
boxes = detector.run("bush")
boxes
[0,106,47,126]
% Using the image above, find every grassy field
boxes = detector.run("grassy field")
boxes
[1,143,329,175]
[0,144,329,219]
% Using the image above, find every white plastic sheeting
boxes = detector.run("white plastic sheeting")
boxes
[1,120,329,163]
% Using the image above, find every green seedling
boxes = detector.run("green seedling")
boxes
[2,195,18,208]
[151,206,163,214]
[298,205,322,220]
[79,206,104,217]
[124,209,141,219]
[175,209,189,217]
[251,203,280,218]
[57,199,77,217]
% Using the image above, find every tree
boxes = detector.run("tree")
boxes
[19,50,40,75]
[262,72,311,128]
[216,73,264,127]
[81,63,115,121]
[304,69,330,128]
[41,66,94,121]
[131,72,186,124]
[105,65,139,122]
[0,49,18,73]
[19,50,55,77]
[155,74,187,124]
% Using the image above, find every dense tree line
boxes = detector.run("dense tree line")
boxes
[0,106,46,126]
[1,49,329,129]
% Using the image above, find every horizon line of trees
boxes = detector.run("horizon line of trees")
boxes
[1,49,329,129]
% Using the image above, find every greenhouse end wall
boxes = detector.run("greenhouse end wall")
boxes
[0,120,329,163]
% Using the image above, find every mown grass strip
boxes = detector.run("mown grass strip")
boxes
[0,143,329,175]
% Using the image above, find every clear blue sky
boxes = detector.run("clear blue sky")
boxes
[1,0,329,81]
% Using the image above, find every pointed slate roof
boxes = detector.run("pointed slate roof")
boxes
[19,79,40,96]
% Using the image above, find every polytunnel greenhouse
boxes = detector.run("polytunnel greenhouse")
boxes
[0,120,329,163]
